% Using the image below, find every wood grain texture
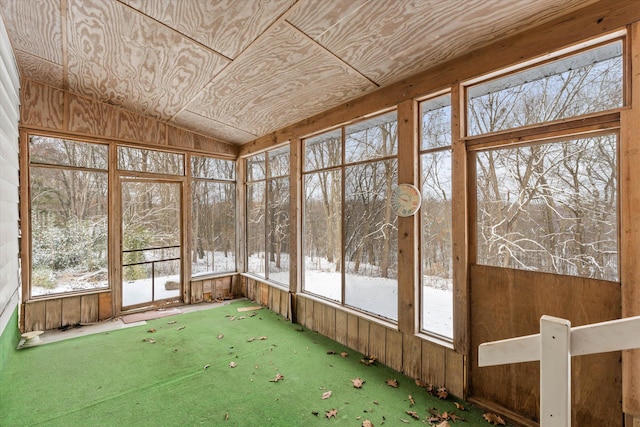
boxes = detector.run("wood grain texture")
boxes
[368,322,386,365]
[45,298,62,330]
[24,301,45,332]
[402,333,422,380]
[335,309,347,345]
[347,313,359,350]
[171,110,257,145]
[120,0,295,59]
[80,294,99,324]
[61,295,81,327]
[98,292,112,320]
[385,328,403,372]
[166,125,237,157]
[357,317,369,356]
[66,0,229,121]
[445,349,465,398]
[20,80,64,130]
[191,280,203,303]
[322,304,336,340]
[14,49,64,88]
[469,265,621,426]
[0,0,62,64]
[288,0,598,86]
[422,340,446,387]
[186,21,376,137]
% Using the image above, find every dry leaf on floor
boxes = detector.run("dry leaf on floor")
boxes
[415,379,428,388]
[352,377,365,388]
[203,364,210,370]
[270,373,285,382]
[408,395,415,406]
[326,350,336,354]
[142,338,155,343]
[223,411,229,421]
[450,413,464,422]
[437,386,449,399]
[406,410,419,419]
[436,422,451,427]
[326,409,338,419]
[312,410,319,416]
[167,320,176,324]
[454,402,464,411]
[247,337,255,342]
[322,391,332,400]
[360,355,376,366]
[177,326,185,330]
[400,419,409,424]
[217,334,224,339]
[483,412,506,425]
[229,361,237,368]
[386,378,399,388]
[340,352,348,358]
[147,328,156,333]
[362,420,373,427]
[259,336,267,340]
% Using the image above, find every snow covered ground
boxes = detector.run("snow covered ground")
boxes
[122,275,181,307]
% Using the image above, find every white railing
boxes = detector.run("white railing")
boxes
[478,315,640,427]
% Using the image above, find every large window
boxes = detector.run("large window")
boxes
[303,111,398,321]
[468,40,622,281]
[420,95,453,339]
[191,156,236,276]
[245,146,290,285]
[29,136,109,296]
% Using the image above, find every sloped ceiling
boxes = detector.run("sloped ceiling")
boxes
[0,0,597,145]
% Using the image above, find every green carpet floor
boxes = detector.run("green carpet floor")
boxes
[0,300,511,426]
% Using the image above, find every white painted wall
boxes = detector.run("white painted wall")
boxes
[0,14,21,340]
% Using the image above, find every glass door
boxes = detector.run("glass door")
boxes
[121,180,182,310]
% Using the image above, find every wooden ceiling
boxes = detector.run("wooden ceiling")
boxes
[0,0,598,145]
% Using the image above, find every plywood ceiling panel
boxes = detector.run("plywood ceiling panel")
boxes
[185,21,377,137]
[119,0,296,59]
[287,0,600,86]
[66,0,229,120]
[0,0,607,145]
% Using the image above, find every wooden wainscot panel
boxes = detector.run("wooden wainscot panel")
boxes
[231,275,243,296]
[271,286,281,314]
[61,296,82,327]
[469,265,622,426]
[312,300,323,333]
[322,304,336,340]
[246,278,255,301]
[21,80,64,130]
[335,310,348,346]
[45,298,62,330]
[368,323,387,365]
[422,340,446,387]
[296,295,306,328]
[357,317,370,356]
[98,292,112,321]
[385,328,403,373]
[445,349,465,398]
[220,277,232,297]
[24,300,46,332]
[304,297,314,331]
[191,280,203,303]
[280,290,289,319]
[202,279,213,300]
[402,334,422,380]
[260,282,269,306]
[347,313,359,351]
[80,294,99,324]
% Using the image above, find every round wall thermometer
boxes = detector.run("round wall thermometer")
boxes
[391,184,422,217]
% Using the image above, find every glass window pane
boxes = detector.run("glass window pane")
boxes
[468,41,623,136]
[345,111,397,163]
[30,167,108,296]
[192,181,236,275]
[421,150,453,338]
[118,146,184,175]
[304,129,342,171]
[247,153,266,181]
[247,182,266,277]
[420,94,451,151]
[344,159,398,320]
[30,136,107,169]
[476,135,618,280]
[268,146,290,178]
[268,177,290,285]
[303,170,342,301]
[191,156,235,180]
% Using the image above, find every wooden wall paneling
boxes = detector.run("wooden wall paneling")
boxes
[347,313,359,351]
[45,298,62,330]
[445,349,465,398]
[24,301,45,332]
[357,317,369,356]
[322,304,336,340]
[396,99,419,335]
[312,299,323,333]
[422,340,446,387]
[621,20,640,418]
[295,295,305,327]
[260,282,269,306]
[115,107,165,144]
[191,280,203,303]
[20,80,64,130]
[232,275,243,296]
[451,83,469,354]
[222,276,232,296]
[246,278,254,301]
[80,294,99,324]
[98,292,112,320]
[304,297,314,331]
[271,286,281,314]
[202,279,212,296]
[385,328,403,373]
[166,125,237,157]
[402,333,422,380]
[368,323,386,365]
[61,296,81,327]
[280,290,289,318]
[335,309,347,346]
[67,94,113,137]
